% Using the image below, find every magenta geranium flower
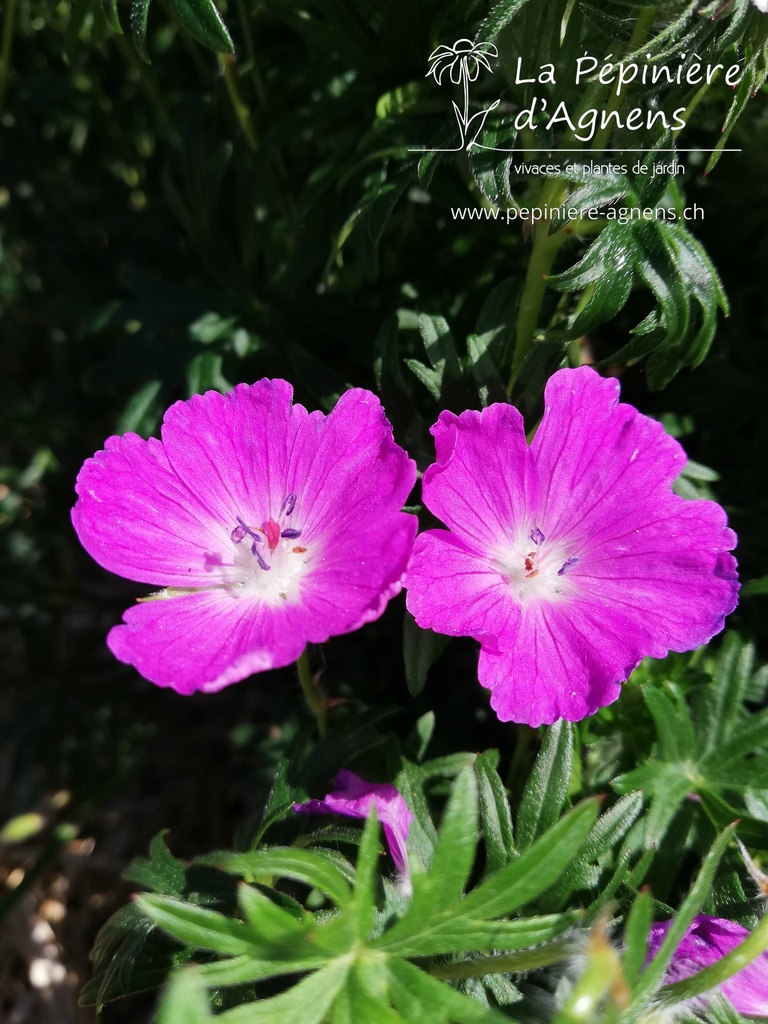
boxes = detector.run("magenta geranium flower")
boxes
[405,367,738,726]
[647,915,768,1016]
[293,769,413,874]
[72,381,417,694]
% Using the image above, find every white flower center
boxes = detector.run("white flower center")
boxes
[214,493,310,606]
[492,525,580,605]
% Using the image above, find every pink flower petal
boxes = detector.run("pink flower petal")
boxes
[422,404,538,552]
[647,915,768,1017]
[530,368,686,545]
[405,367,739,724]
[294,769,413,874]
[406,531,520,653]
[107,589,306,694]
[73,382,417,692]
[72,434,229,587]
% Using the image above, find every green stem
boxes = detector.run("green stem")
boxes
[506,176,569,393]
[0,0,17,114]
[428,938,571,980]
[296,648,327,737]
[218,53,257,150]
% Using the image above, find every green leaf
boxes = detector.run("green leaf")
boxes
[567,265,633,338]
[475,750,515,873]
[614,761,691,848]
[403,610,445,697]
[130,0,151,61]
[549,172,632,234]
[137,895,264,956]
[100,0,122,33]
[548,224,630,290]
[353,810,382,940]
[517,721,574,850]
[701,708,768,773]
[167,0,234,52]
[198,952,325,988]
[553,793,643,896]
[212,849,353,908]
[117,380,163,436]
[695,636,755,754]
[643,687,695,763]
[476,0,537,40]
[389,959,509,1024]
[622,888,653,988]
[456,800,598,920]
[125,831,186,897]
[418,313,462,384]
[80,904,192,1007]
[155,969,212,1024]
[405,359,442,401]
[466,333,507,407]
[632,824,737,1004]
[634,221,690,349]
[218,960,350,1024]
[474,277,520,373]
[419,767,478,908]
[237,883,310,945]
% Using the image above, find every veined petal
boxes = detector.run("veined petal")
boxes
[302,514,418,639]
[422,404,538,552]
[297,388,416,542]
[406,531,521,652]
[107,589,307,694]
[479,598,624,726]
[413,367,738,725]
[578,498,738,653]
[647,915,768,1017]
[530,367,687,545]
[74,381,417,692]
[160,379,312,529]
[72,433,228,587]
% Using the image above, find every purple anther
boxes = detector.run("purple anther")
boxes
[557,556,579,577]
[253,546,270,571]
[281,528,302,539]
[282,493,297,516]
[236,515,261,544]
[530,527,545,546]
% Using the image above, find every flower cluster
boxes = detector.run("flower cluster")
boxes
[73,369,739,722]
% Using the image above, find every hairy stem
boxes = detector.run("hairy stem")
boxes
[219,53,257,151]
[296,648,327,737]
[428,938,571,980]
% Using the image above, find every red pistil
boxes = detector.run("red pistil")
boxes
[263,518,281,550]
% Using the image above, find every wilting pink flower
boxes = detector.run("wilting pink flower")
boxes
[405,367,738,726]
[72,381,416,694]
[647,915,768,1016]
[293,769,413,874]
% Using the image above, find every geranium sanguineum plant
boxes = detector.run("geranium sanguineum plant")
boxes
[72,381,416,694]
[647,915,768,1016]
[294,769,413,876]
[405,367,739,726]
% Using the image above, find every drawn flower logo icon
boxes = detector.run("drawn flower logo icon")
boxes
[426,38,500,150]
